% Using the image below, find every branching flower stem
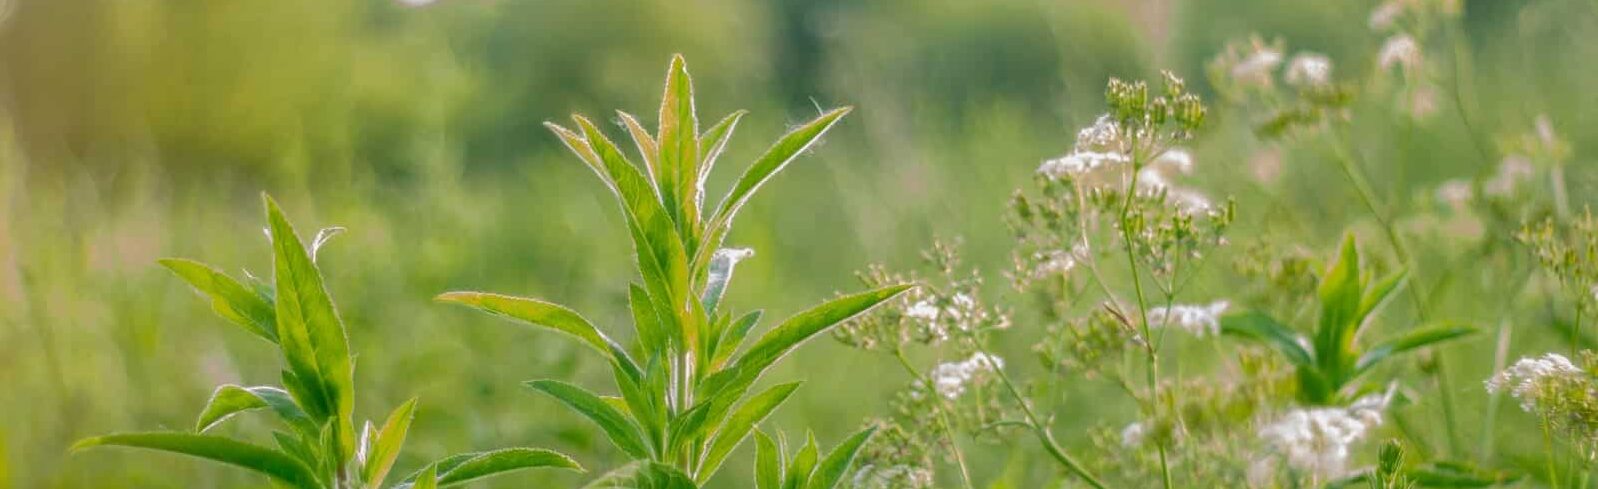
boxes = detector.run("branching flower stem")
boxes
[1117,141,1176,489]
[984,349,1108,489]
[892,348,975,489]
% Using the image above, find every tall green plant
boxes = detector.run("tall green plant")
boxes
[437,55,904,486]
[72,195,581,489]
[1221,234,1476,405]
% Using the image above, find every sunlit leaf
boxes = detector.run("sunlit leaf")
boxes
[194,384,312,434]
[160,258,277,343]
[754,430,783,489]
[524,380,652,459]
[805,426,877,489]
[435,292,622,359]
[360,398,417,488]
[582,461,697,489]
[264,195,356,460]
[696,382,802,483]
[782,432,818,489]
[73,432,319,489]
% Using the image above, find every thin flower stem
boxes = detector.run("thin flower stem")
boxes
[1325,126,1464,456]
[986,356,1108,489]
[892,348,976,489]
[1117,149,1174,489]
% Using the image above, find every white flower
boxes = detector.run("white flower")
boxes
[1285,53,1333,87]
[1147,301,1230,337]
[1369,1,1403,31]
[1378,35,1422,72]
[1486,352,1584,412]
[927,352,1005,400]
[1137,149,1213,212]
[853,464,935,489]
[1435,179,1473,209]
[1231,47,1284,87]
[904,300,940,322]
[1121,421,1149,448]
[1038,115,1131,179]
[1484,156,1534,197]
[1257,389,1392,480]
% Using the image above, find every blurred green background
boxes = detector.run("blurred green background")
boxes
[2,0,1596,486]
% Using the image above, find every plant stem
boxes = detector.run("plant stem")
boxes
[986,357,1108,489]
[1116,154,1175,489]
[1325,127,1463,455]
[893,349,976,489]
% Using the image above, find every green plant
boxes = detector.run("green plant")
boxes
[1221,234,1476,405]
[70,196,580,488]
[436,55,904,486]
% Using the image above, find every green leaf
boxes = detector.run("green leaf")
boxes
[629,283,668,356]
[360,398,417,488]
[1410,461,1521,487]
[618,111,661,180]
[435,292,622,359]
[754,430,783,489]
[523,380,652,459]
[696,110,748,196]
[1357,269,1408,326]
[263,195,355,461]
[160,258,277,343]
[805,427,877,489]
[701,284,912,402]
[657,54,700,235]
[699,107,851,270]
[411,463,439,489]
[72,432,319,489]
[1315,234,1363,372]
[195,385,312,434]
[433,448,584,486]
[712,310,763,369]
[582,461,698,489]
[1219,310,1313,366]
[782,432,819,489]
[696,382,802,483]
[1355,324,1477,374]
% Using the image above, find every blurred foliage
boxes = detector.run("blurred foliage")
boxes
[2,0,1598,486]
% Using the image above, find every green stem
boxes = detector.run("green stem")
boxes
[1117,155,1174,489]
[987,360,1108,489]
[893,349,975,489]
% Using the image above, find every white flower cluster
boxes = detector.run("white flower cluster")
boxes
[1256,389,1393,480]
[1284,53,1333,88]
[1030,244,1090,279]
[924,352,1005,401]
[1120,421,1150,448]
[1230,44,1283,88]
[1486,352,1586,412]
[1037,115,1130,178]
[852,464,935,489]
[904,292,993,342]
[1147,300,1230,337]
[1378,35,1422,72]
[1136,149,1214,212]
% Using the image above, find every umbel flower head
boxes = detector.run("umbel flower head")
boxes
[1255,387,1394,481]
[1147,300,1230,337]
[1486,353,1586,412]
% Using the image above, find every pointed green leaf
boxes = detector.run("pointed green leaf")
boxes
[195,385,312,434]
[657,54,700,233]
[582,461,697,489]
[618,111,661,181]
[412,463,439,489]
[1315,234,1363,367]
[782,432,819,489]
[701,248,753,317]
[434,448,583,486]
[754,430,783,489]
[361,398,417,488]
[699,107,851,270]
[1220,310,1313,366]
[805,426,877,489]
[1355,324,1477,374]
[629,283,668,355]
[523,380,652,459]
[701,284,911,401]
[696,382,802,483]
[1358,269,1408,325]
[264,195,354,458]
[435,292,621,359]
[697,110,747,188]
[72,432,319,489]
[160,258,277,343]
[713,310,763,368]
